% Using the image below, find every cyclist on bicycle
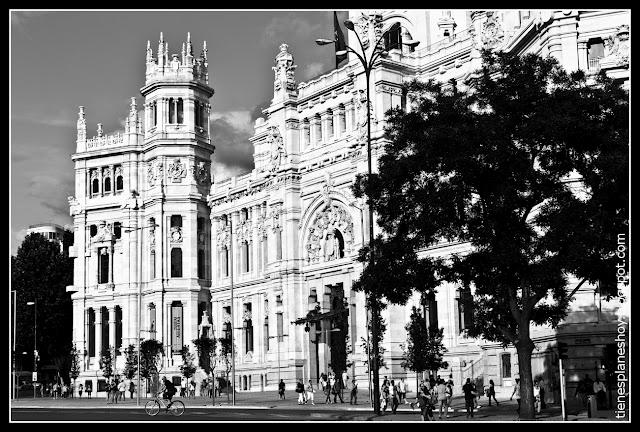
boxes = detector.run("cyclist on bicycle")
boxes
[161,376,177,407]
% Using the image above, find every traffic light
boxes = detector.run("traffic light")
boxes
[558,342,569,360]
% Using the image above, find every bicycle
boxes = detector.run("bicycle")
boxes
[145,392,185,417]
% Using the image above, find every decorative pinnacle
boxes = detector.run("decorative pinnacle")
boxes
[186,32,193,56]
[160,32,164,42]
[202,40,208,60]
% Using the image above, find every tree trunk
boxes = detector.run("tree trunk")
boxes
[516,327,536,420]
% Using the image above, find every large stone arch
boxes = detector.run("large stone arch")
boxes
[300,195,356,265]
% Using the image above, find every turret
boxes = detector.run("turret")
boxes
[143,32,211,87]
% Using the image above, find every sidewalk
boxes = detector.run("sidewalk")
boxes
[11,392,622,421]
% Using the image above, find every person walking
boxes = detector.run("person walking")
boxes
[129,381,135,399]
[390,380,400,414]
[463,378,476,418]
[278,379,286,400]
[189,380,196,399]
[488,379,499,406]
[381,380,390,412]
[533,380,542,414]
[78,383,84,399]
[350,379,358,405]
[398,378,407,404]
[332,376,344,403]
[306,379,315,405]
[86,381,92,399]
[445,379,453,415]
[296,379,306,405]
[180,377,187,398]
[119,379,127,401]
[436,379,449,419]
[510,378,521,415]
[594,378,607,410]
[111,379,118,404]
[324,377,332,404]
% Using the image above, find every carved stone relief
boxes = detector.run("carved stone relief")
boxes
[167,158,187,183]
[305,203,354,264]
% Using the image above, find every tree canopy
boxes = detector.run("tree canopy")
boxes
[12,233,74,376]
[352,50,628,419]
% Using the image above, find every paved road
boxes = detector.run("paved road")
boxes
[11,407,419,422]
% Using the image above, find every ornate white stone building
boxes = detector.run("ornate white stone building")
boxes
[67,11,629,399]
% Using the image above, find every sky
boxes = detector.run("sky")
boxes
[10,10,349,254]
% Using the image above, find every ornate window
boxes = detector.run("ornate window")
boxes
[92,178,100,195]
[425,292,438,333]
[113,222,121,239]
[177,98,184,124]
[151,101,157,127]
[98,247,109,284]
[171,248,183,278]
[302,118,310,149]
[315,114,322,143]
[115,306,122,353]
[338,105,346,135]
[115,172,124,192]
[198,249,205,279]
[244,318,253,354]
[150,250,156,279]
[501,353,511,378]
[222,246,229,277]
[149,303,157,339]
[276,230,282,260]
[384,22,402,51]
[171,215,182,228]
[87,308,95,357]
[242,241,250,273]
[326,109,334,138]
[457,287,473,333]
[104,177,112,193]
[168,98,184,124]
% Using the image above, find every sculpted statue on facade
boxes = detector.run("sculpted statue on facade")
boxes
[602,25,630,67]
[68,196,82,216]
[193,160,210,185]
[481,11,505,50]
[272,43,297,93]
[167,158,187,183]
[305,203,354,264]
[266,126,286,173]
[147,162,157,187]
[93,221,113,243]
[77,106,86,142]
[354,90,377,142]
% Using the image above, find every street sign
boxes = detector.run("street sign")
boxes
[32,372,38,382]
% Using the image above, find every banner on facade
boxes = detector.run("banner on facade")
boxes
[171,305,182,354]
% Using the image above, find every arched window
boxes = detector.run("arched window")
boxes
[241,208,248,222]
[101,306,109,354]
[383,22,402,51]
[223,321,231,341]
[115,175,123,192]
[276,230,282,260]
[171,248,183,278]
[169,98,175,124]
[177,98,184,124]
[104,177,111,193]
[221,215,228,226]
[338,105,346,135]
[92,178,100,195]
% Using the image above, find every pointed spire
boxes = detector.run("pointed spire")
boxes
[130,97,137,114]
[182,42,186,63]
[165,41,169,64]
[160,31,164,42]
[146,40,153,63]
[157,33,165,67]
[187,32,193,56]
[77,106,86,141]
[201,40,208,60]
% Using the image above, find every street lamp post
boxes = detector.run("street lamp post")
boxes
[12,290,17,400]
[26,300,37,399]
[316,18,419,415]
[123,221,158,406]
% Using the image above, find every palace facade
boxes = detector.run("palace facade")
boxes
[67,10,629,400]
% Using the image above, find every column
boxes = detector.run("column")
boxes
[577,40,588,72]
[84,309,91,369]
[95,307,103,361]
[109,245,115,285]
[108,306,117,354]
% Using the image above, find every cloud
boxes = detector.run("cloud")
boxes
[262,13,323,46]
[12,111,76,128]
[11,11,49,34]
[209,111,255,182]
[27,174,75,219]
[303,62,327,80]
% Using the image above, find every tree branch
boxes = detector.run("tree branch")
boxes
[567,277,589,300]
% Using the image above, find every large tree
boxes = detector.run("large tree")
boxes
[122,344,138,381]
[12,233,74,378]
[402,306,448,386]
[179,345,197,382]
[352,50,628,419]
[139,339,164,395]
